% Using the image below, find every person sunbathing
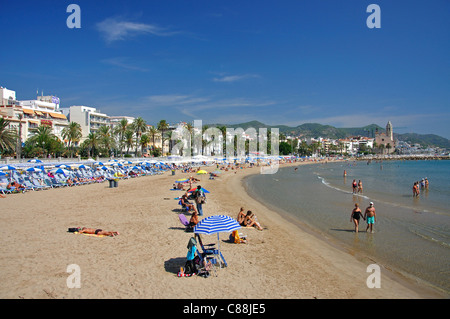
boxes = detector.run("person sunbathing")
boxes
[7,181,26,192]
[77,227,119,237]
[237,207,246,225]
[243,210,263,230]
[188,210,199,227]
[181,194,198,214]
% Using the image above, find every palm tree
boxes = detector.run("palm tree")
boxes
[132,117,147,157]
[157,120,170,155]
[61,122,82,158]
[114,118,129,156]
[83,132,100,158]
[185,122,194,156]
[98,125,115,157]
[0,117,17,156]
[28,125,58,157]
[147,126,159,153]
[139,134,150,156]
[124,129,134,155]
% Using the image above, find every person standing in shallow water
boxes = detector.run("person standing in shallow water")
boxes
[350,203,364,233]
[364,202,376,233]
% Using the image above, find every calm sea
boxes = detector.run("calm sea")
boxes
[244,160,450,295]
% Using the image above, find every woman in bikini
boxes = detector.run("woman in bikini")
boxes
[243,211,263,231]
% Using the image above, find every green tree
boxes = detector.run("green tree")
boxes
[82,132,100,158]
[157,120,170,155]
[114,118,129,156]
[139,134,150,156]
[0,117,17,156]
[124,129,134,155]
[279,141,292,155]
[28,125,58,157]
[132,117,147,157]
[61,121,82,158]
[147,126,159,152]
[98,125,115,157]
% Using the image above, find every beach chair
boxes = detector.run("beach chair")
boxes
[22,179,40,191]
[31,178,50,190]
[0,186,13,195]
[179,214,194,232]
[195,234,227,268]
[50,177,65,187]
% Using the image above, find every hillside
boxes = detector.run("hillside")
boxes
[206,121,449,149]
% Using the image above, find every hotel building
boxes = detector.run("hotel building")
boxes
[0,87,68,143]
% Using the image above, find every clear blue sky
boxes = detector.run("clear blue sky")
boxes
[1,0,449,138]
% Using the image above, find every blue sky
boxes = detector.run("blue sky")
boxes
[1,0,449,138]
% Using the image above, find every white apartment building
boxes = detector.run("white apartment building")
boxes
[66,105,110,141]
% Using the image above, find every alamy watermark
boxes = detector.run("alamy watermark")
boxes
[66,264,81,288]
[66,4,380,30]
[66,4,81,29]
[366,264,381,288]
[169,120,280,174]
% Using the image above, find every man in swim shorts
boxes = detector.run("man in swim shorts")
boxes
[364,202,376,233]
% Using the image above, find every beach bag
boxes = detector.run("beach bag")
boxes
[195,190,206,204]
[198,191,207,204]
[184,260,195,275]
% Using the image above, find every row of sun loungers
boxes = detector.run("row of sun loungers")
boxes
[0,165,168,195]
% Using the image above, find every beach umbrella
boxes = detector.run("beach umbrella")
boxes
[0,171,6,176]
[196,170,207,174]
[194,215,241,267]
[94,161,104,166]
[27,159,43,163]
[0,165,17,171]
[26,167,42,172]
[188,187,210,194]
[175,178,189,183]
[194,215,241,235]
[56,164,70,168]
[50,168,71,175]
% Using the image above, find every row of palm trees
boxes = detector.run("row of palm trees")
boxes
[0,116,171,159]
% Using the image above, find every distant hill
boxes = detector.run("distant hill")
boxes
[206,121,449,149]
[395,133,450,149]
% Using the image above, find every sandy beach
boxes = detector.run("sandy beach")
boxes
[0,161,444,299]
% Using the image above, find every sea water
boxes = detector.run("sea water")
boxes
[244,160,450,294]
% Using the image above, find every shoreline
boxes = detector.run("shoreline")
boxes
[0,160,446,299]
[241,163,448,298]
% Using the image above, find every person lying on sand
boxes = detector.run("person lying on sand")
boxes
[77,227,119,237]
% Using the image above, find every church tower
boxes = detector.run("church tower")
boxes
[386,121,393,140]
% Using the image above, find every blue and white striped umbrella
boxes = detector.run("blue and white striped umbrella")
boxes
[26,167,42,172]
[27,159,43,163]
[0,165,17,170]
[194,215,241,235]
[50,168,71,175]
